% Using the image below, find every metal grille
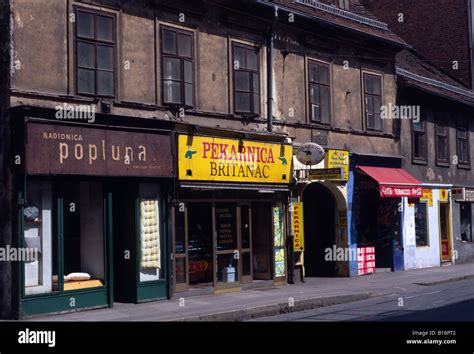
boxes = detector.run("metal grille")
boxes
[396,67,474,99]
[294,0,389,30]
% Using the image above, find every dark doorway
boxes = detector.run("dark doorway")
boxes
[251,202,273,280]
[303,183,337,277]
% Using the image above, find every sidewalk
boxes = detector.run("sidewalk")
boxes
[30,263,474,321]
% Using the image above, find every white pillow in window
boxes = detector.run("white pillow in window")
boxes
[65,272,91,281]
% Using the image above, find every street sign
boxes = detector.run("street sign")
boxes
[308,168,343,180]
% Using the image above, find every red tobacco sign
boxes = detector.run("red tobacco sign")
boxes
[379,185,422,198]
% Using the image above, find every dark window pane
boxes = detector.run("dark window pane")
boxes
[415,202,428,246]
[97,45,113,70]
[438,137,447,160]
[77,42,94,69]
[367,113,374,129]
[311,103,320,121]
[413,120,424,132]
[310,85,320,105]
[414,133,423,158]
[97,15,113,41]
[162,30,177,55]
[364,75,373,93]
[247,48,258,71]
[234,46,245,70]
[253,93,260,114]
[163,57,181,80]
[252,73,259,94]
[319,65,329,85]
[235,71,250,91]
[184,60,193,84]
[320,86,330,108]
[373,77,381,95]
[309,64,318,82]
[185,83,193,106]
[78,68,95,94]
[242,252,251,276]
[164,81,181,103]
[77,11,94,38]
[321,105,330,124]
[374,114,382,130]
[178,34,192,57]
[373,96,381,114]
[97,71,114,96]
[235,92,250,112]
[365,96,373,114]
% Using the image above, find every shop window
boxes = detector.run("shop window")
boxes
[75,9,115,97]
[24,181,56,295]
[457,122,470,168]
[412,117,427,162]
[273,203,286,278]
[161,26,194,107]
[308,60,331,124]
[414,201,429,247]
[233,43,260,116]
[139,184,163,282]
[363,73,382,131]
[460,203,472,242]
[62,182,105,290]
[436,119,450,166]
[188,203,213,285]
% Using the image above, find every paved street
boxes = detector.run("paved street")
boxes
[30,264,474,321]
[255,277,474,322]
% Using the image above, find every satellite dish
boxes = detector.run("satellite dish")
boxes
[296,142,325,165]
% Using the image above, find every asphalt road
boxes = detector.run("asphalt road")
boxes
[255,278,474,322]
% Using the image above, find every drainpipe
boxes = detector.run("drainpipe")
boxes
[468,0,474,89]
[267,5,278,133]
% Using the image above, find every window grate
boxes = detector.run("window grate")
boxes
[294,0,388,30]
[396,67,474,99]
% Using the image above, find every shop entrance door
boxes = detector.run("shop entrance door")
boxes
[214,203,240,290]
[173,202,254,292]
[439,202,452,262]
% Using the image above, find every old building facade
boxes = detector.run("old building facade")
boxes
[0,0,471,319]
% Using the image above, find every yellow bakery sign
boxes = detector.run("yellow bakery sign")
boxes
[178,135,292,183]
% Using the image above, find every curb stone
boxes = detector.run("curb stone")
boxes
[171,292,371,322]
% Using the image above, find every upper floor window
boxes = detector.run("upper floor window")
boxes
[308,61,331,124]
[363,73,382,131]
[75,9,115,97]
[457,121,470,167]
[161,27,194,107]
[335,0,350,10]
[233,44,260,116]
[412,116,427,163]
[436,118,450,166]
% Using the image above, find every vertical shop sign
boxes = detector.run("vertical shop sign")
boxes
[292,202,304,251]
